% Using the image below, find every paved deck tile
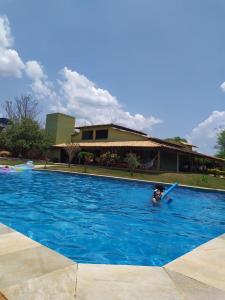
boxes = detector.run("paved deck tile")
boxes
[193,234,225,251]
[0,231,39,256]
[166,269,225,300]
[0,224,77,300]
[76,264,184,300]
[218,233,225,240]
[165,236,225,292]
[0,224,13,235]
[2,265,76,300]
[0,245,75,289]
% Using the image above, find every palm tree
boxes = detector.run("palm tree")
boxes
[125,153,140,176]
[78,151,94,172]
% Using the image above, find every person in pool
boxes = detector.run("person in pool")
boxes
[152,184,165,204]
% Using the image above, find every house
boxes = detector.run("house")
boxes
[46,113,224,172]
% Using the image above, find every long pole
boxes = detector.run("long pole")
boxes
[176,153,180,173]
[157,149,161,171]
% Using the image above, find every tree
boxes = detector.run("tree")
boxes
[125,153,140,176]
[0,130,8,150]
[64,143,80,168]
[216,130,225,159]
[3,95,39,121]
[0,118,52,158]
[38,130,53,168]
[0,94,53,161]
[78,151,94,172]
[165,136,188,143]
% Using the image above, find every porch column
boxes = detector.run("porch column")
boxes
[157,149,161,171]
[176,152,180,173]
[190,156,194,172]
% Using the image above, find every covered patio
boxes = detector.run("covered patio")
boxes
[53,141,225,173]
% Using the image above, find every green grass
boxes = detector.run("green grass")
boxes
[0,159,25,165]
[45,164,225,190]
[0,159,45,166]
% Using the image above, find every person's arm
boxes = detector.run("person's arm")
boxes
[152,197,157,204]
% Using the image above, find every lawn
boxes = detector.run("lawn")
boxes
[0,158,26,165]
[0,158,45,166]
[45,164,225,190]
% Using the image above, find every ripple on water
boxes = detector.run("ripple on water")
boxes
[0,171,224,266]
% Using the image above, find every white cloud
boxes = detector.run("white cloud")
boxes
[220,81,225,92]
[59,69,118,107]
[30,79,53,99]
[56,67,162,132]
[188,111,225,154]
[0,15,13,48]
[0,16,24,77]
[25,60,45,80]
[0,15,162,133]
[0,48,24,77]
[25,66,162,133]
[24,60,55,99]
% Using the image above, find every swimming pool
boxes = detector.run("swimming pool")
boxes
[0,171,224,266]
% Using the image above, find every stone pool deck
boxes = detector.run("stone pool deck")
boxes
[0,224,225,299]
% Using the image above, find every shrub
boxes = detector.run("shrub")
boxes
[125,153,140,176]
[98,151,119,167]
[207,169,225,177]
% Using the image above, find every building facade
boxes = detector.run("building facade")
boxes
[46,113,225,172]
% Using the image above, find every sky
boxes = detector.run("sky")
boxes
[0,0,225,155]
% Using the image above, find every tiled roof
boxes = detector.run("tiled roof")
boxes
[55,140,161,148]
[54,141,225,163]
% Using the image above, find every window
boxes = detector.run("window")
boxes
[95,129,108,139]
[82,130,93,140]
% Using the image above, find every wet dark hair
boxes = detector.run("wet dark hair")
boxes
[155,184,164,192]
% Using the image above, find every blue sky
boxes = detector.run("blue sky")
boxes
[0,0,225,154]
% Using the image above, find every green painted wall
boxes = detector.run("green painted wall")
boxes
[109,127,148,141]
[72,125,148,142]
[46,113,75,144]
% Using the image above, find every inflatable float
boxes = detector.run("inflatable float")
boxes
[0,166,17,173]
[0,161,34,173]
[161,182,178,200]
[14,161,34,171]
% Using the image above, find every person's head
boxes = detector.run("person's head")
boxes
[155,184,164,192]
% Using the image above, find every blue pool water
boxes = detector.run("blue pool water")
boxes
[0,171,224,266]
